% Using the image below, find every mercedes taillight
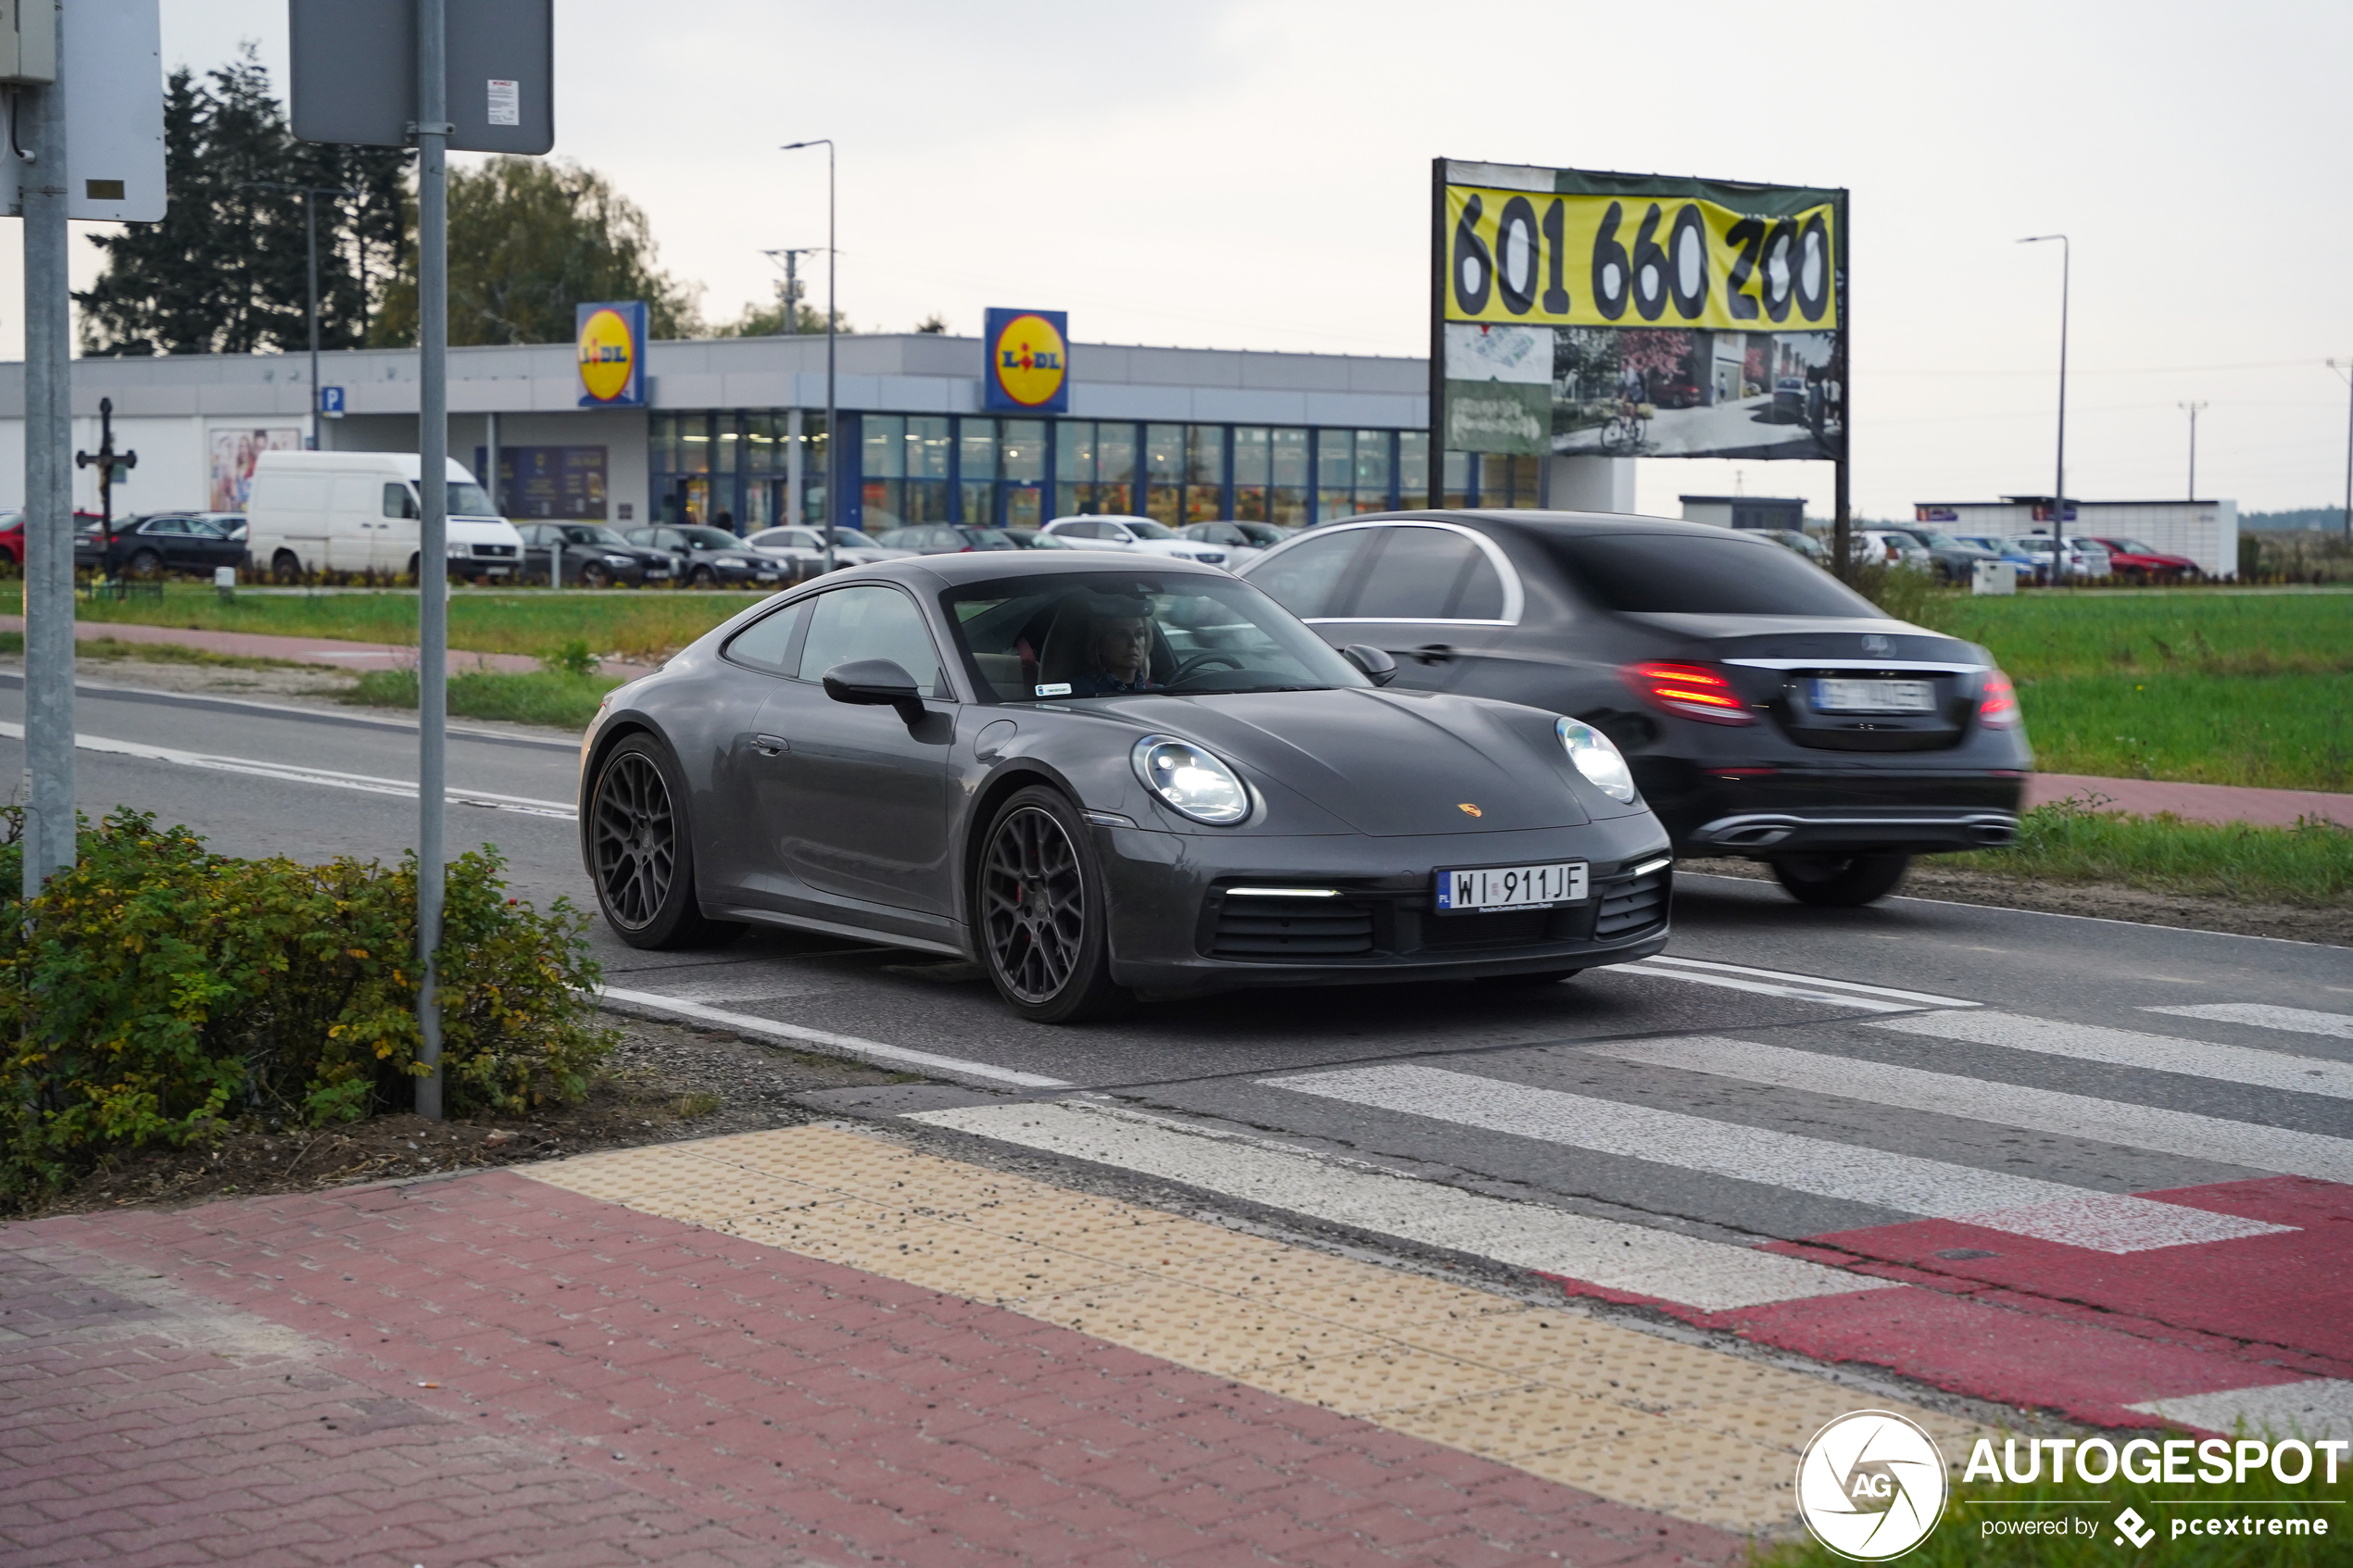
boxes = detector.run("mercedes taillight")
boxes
[1619,661,1754,726]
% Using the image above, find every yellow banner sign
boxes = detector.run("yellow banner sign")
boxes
[1442,185,1838,332]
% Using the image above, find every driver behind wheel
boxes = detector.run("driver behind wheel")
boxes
[1053,594,1165,696]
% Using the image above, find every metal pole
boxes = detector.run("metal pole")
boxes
[2019,235,2069,583]
[783,141,837,573]
[21,17,73,893]
[414,0,450,1120]
[306,192,321,450]
[1831,192,1852,583]
[2333,360,2353,541]
[2178,401,2207,500]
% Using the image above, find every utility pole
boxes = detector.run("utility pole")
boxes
[412,0,450,1119]
[74,398,137,563]
[763,245,817,333]
[2178,401,2208,500]
[2019,234,2070,584]
[2331,359,2353,541]
[782,141,837,573]
[247,182,360,449]
[20,11,73,892]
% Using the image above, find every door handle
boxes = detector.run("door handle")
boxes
[753,734,788,757]
[1414,643,1453,665]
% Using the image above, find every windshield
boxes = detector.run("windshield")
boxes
[448,483,495,517]
[830,528,874,547]
[958,528,1020,550]
[1543,533,1879,617]
[677,526,742,550]
[2108,538,2156,554]
[1914,531,1963,549]
[944,570,1367,703]
[1125,520,1180,541]
[561,524,632,547]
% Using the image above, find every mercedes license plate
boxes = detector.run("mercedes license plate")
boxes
[1812,677,1935,714]
[1435,860,1586,913]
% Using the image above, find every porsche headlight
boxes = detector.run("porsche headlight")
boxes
[1557,717,1637,804]
[1132,735,1250,825]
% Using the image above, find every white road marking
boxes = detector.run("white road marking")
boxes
[2129,1379,2353,1443]
[1874,1011,2353,1101]
[0,720,575,819]
[1622,957,1966,1013]
[1587,1035,2353,1185]
[906,1098,1885,1312]
[1259,1063,2290,1254]
[598,986,1069,1089]
[2145,1003,2353,1041]
[1640,955,1980,1010]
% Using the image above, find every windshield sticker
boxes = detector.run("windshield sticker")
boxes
[1035,683,1073,696]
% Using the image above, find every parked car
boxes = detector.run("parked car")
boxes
[1951,535,2039,583]
[1180,521,1290,566]
[743,526,912,574]
[75,511,251,579]
[0,510,21,567]
[1851,529,1934,571]
[1040,514,1231,566]
[245,452,524,582]
[623,525,786,589]
[2081,535,2200,583]
[875,524,1023,554]
[1002,528,1075,549]
[576,553,1672,1021]
[1744,527,1827,565]
[2007,533,2111,582]
[515,522,674,588]
[1239,512,2027,908]
[1881,526,2009,584]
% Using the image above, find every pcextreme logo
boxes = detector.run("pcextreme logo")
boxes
[575,305,640,405]
[1794,1411,1948,1561]
[989,311,1067,408]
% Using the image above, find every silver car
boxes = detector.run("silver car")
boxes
[745,525,912,578]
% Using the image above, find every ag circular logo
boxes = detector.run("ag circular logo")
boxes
[990,312,1067,408]
[1794,1411,1947,1561]
[576,307,637,404]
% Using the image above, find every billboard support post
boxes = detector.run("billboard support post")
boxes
[20,15,72,893]
[1428,157,1446,512]
[1832,193,1852,582]
[412,0,449,1120]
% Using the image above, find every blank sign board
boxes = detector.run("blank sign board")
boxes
[289,0,552,155]
[0,0,166,221]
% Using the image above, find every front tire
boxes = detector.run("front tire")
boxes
[1769,852,1910,908]
[588,734,744,950]
[579,561,612,589]
[127,547,164,578]
[688,564,716,588]
[977,786,1130,1023]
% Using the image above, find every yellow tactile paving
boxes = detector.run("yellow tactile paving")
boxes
[525,1123,1981,1530]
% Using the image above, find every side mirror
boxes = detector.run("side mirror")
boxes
[1341,644,1398,686]
[823,659,927,722]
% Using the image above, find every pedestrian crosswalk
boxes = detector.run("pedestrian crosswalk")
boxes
[910,985,2353,1437]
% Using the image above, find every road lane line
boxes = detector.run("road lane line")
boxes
[1585,1035,2353,1184]
[2145,1003,2353,1041]
[1873,1011,2353,1100]
[1622,959,1946,1013]
[0,720,576,818]
[1259,1064,2291,1254]
[905,1099,1885,1311]
[2128,1378,2353,1442]
[1639,956,1980,1009]
[597,985,1070,1089]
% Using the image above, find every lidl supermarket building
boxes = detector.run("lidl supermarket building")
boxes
[0,332,1645,533]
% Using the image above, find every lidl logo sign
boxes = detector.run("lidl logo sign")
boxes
[576,301,648,408]
[984,307,1070,414]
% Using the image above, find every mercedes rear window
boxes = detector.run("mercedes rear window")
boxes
[1541,533,1878,617]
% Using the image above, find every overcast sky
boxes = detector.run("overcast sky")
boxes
[12,0,2351,520]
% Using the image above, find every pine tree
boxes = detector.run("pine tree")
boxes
[76,47,409,357]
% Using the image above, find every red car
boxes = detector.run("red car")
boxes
[2083,535,2199,583]
[0,511,19,567]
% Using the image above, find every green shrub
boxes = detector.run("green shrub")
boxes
[0,809,612,1198]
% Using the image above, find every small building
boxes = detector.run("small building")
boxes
[1911,496,2237,579]
[1680,495,1806,532]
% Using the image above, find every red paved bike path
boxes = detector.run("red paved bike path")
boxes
[0,1170,1736,1568]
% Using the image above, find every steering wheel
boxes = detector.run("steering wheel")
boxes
[1169,650,1246,683]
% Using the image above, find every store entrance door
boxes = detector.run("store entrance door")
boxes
[1001,483,1042,531]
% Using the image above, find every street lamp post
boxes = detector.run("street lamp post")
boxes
[2179,401,2208,500]
[2330,359,2353,541]
[246,181,359,450]
[782,139,836,576]
[2019,234,2069,583]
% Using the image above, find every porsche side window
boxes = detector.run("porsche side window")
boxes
[1246,529,1375,619]
[796,585,946,696]
[722,598,811,675]
[1350,527,1505,621]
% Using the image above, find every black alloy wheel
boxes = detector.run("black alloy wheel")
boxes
[579,560,611,589]
[689,563,717,588]
[589,734,741,949]
[978,786,1128,1023]
[127,547,164,577]
[1768,852,1910,908]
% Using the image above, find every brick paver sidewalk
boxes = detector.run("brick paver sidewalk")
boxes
[2,1166,1741,1568]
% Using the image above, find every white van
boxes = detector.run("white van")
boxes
[244,452,526,582]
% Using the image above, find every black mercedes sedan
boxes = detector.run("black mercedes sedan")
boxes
[1238,512,2029,908]
[578,554,1673,1022]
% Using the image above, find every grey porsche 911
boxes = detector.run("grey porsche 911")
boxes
[577,554,1673,1022]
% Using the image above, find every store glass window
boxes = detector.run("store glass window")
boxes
[714,415,740,480]
[1485,453,1542,508]
[1186,425,1226,521]
[862,414,906,530]
[1398,431,1430,510]
[677,413,711,475]
[910,416,950,481]
[1269,427,1309,527]
[1442,449,1473,509]
[745,413,779,475]
[961,417,999,525]
[1315,430,1353,522]
[1143,422,1185,524]
[802,415,829,527]
[1001,420,1046,483]
[1097,422,1135,512]
[1353,430,1391,512]
[648,414,677,475]
[1231,426,1270,521]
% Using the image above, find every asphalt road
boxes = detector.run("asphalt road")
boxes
[8,676,2350,1436]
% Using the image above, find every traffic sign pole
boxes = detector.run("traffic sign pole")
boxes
[413,0,449,1119]
[20,11,74,892]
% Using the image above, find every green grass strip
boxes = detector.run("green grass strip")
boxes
[1951,799,2352,907]
[339,667,626,731]
[2019,673,2353,792]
